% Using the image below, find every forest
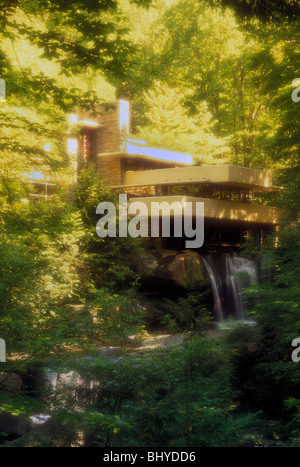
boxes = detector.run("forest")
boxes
[0,0,300,448]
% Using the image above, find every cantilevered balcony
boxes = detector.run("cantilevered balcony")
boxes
[117,164,283,227]
[128,195,280,226]
[122,165,280,192]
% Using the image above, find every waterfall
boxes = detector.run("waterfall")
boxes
[202,252,258,325]
[225,254,257,321]
[202,256,225,322]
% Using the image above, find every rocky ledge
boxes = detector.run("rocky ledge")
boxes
[129,249,207,289]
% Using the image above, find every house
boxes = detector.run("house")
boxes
[68,99,282,248]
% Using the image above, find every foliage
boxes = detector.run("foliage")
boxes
[88,288,145,346]
[118,0,299,173]
[95,337,257,447]
[73,165,142,292]
[134,81,228,162]
[160,281,211,333]
[219,0,300,22]
[0,196,86,361]
[1,336,258,447]
[0,0,300,449]
[0,171,143,363]
[225,228,300,422]
[286,398,300,447]
[0,389,128,447]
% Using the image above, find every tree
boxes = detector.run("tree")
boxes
[219,0,300,22]
[134,81,228,162]
[119,0,282,168]
[0,0,152,183]
[73,164,142,292]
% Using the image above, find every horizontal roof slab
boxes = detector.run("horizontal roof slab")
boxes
[128,195,282,225]
[124,165,280,191]
[126,143,193,166]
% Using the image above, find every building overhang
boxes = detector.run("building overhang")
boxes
[128,195,282,226]
[97,152,191,168]
[123,164,282,192]
[125,143,193,166]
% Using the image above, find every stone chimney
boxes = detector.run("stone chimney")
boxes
[71,99,130,185]
[76,99,130,155]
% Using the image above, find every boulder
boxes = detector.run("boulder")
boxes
[129,250,159,279]
[130,249,205,289]
[163,250,205,287]
[0,413,32,437]
[0,373,23,392]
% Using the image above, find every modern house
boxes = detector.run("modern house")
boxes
[68,99,282,248]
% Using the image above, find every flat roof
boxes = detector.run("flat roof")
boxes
[97,151,191,167]
[121,164,282,191]
[126,142,193,166]
[128,195,282,225]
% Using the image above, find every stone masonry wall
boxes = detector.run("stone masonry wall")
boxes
[97,155,122,186]
[77,100,130,155]
[97,105,122,154]
[77,100,130,185]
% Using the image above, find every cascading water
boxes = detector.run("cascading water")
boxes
[202,252,258,326]
[225,254,257,321]
[202,256,225,322]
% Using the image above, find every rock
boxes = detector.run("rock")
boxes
[0,373,23,392]
[182,250,205,283]
[163,253,186,286]
[163,250,204,287]
[0,413,32,437]
[129,250,159,278]
[159,249,178,259]
[129,249,206,289]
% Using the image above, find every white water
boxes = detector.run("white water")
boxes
[202,253,258,324]
[225,254,257,320]
[202,256,225,322]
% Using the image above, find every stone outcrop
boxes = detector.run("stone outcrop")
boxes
[129,249,206,289]
[0,373,23,392]
[0,413,32,438]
